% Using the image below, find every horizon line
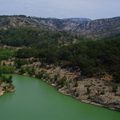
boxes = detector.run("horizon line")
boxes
[0,14,120,20]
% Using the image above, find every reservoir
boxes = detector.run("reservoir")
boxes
[0,75,120,120]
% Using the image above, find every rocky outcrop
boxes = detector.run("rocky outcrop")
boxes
[0,78,15,96]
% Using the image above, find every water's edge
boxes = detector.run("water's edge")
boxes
[0,74,120,120]
[13,74,120,112]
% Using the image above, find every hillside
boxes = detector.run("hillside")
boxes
[0,15,120,38]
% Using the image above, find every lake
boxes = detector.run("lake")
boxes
[0,75,120,120]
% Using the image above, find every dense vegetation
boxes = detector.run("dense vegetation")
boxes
[0,28,120,83]
[0,75,13,84]
[0,48,16,60]
[0,27,79,46]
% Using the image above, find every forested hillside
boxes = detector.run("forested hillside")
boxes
[0,26,120,83]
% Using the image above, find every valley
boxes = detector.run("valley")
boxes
[0,15,120,112]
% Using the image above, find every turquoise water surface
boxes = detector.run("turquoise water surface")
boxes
[0,75,120,120]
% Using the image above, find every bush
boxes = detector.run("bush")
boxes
[0,48,16,60]
[0,65,15,74]
[0,75,13,84]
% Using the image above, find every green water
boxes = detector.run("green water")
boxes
[0,75,120,120]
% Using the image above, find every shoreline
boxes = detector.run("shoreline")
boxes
[17,61,120,112]
[0,88,15,96]
[0,91,4,96]
[59,90,119,112]
[47,78,120,112]
[16,74,120,112]
[0,79,15,97]
[1,73,119,112]
[35,74,120,112]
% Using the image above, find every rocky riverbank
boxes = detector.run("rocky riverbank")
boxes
[1,58,120,111]
[39,69,120,111]
[15,59,120,111]
[58,78,120,111]
[0,77,15,96]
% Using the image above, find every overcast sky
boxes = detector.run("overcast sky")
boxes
[0,0,120,19]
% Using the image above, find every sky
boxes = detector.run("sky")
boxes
[0,0,120,19]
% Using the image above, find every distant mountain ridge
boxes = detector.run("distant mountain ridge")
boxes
[0,15,120,38]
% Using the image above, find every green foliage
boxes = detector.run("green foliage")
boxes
[16,48,37,58]
[0,75,13,84]
[0,65,15,74]
[57,76,67,87]
[15,59,29,68]
[19,68,26,75]
[15,39,120,83]
[35,71,45,79]
[0,27,120,83]
[0,27,77,47]
[0,48,16,60]
[0,28,39,46]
